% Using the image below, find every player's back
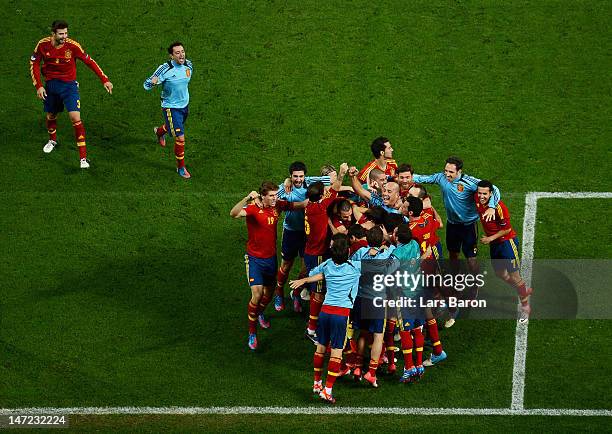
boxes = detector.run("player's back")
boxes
[319,259,362,309]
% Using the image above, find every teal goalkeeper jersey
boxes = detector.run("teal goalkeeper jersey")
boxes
[309,259,362,309]
[412,172,500,224]
[144,60,192,108]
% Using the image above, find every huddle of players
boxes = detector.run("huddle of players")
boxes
[231,137,533,404]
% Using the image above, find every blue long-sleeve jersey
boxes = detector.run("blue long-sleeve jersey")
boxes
[412,172,500,225]
[144,60,192,108]
[309,259,362,309]
[277,176,331,231]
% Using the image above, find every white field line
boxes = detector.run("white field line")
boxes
[2,192,611,418]
[511,191,612,411]
[0,406,611,417]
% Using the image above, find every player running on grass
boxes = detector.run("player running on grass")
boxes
[475,180,533,322]
[289,233,361,404]
[144,42,193,179]
[30,20,113,169]
[230,181,305,350]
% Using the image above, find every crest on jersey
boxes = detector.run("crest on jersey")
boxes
[65,50,72,59]
[186,69,191,77]
[457,184,464,192]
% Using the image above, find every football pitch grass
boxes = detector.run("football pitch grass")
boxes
[1,0,611,431]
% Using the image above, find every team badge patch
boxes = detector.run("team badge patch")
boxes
[30,55,37,61]
[65,50,72,59]
[186,69,191,77]
[457,184,464,192]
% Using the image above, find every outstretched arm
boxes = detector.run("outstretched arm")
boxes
[412,172,444,185]
[289,273,324,289]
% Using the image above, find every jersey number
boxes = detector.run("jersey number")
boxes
[304,216,311,235]
[267,217,275,225]
[76,100,81,109]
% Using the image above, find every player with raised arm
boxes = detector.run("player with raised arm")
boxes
[303,163,348,343]
[274,162,331,312]
[476,180,533,322]
[289,233,362,404]
[230,181,304,350]
[30,20,113,168]
[144,42,193,178]
[349,166,403,214]
[357,137,398,184]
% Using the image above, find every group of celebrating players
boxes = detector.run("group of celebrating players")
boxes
[30,20,533,405]
[231,137,533,404]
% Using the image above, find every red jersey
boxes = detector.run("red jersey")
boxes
[331,214,356,230]
[474,195,516,243]
[422,208,441,246]
[409,215,441,257]
[349,239,369,256]
[399,182,416,198]
[244,201,292,258]
[30,37,109,88]
[305,188,338,255]
[357,159,398,183]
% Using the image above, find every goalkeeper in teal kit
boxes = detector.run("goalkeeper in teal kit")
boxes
[144,42,193,179]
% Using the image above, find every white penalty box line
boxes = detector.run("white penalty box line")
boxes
[2,192,611,418]
[511,191,612,411]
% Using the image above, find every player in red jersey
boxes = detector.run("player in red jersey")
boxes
[476,180,533,322]
[357,137,398,184]
[304,163,348,343]
[405,196,448,366]
[230,181,305,350]
[328,199,356,235]
[30,20,113,168]
[408,183,443,228]
[396,164,415,198]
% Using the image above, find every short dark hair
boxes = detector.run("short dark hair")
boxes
[396,223,413,244]
[348,224,366,240]
[330,233,349,264]
[167,41,184,54]
[397,163,413,175]
[338,199,352,213]
[383,213,404,233]
[363,206,387,225]
[289,161,307,175]
[366,226,384,248]
[446,156,463,171]
[259,181,278,196]
[371,136,389,158]
[51,20,68,32]
[478,180,494,192]
[406,196,423,217]
[306,181,325,202]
